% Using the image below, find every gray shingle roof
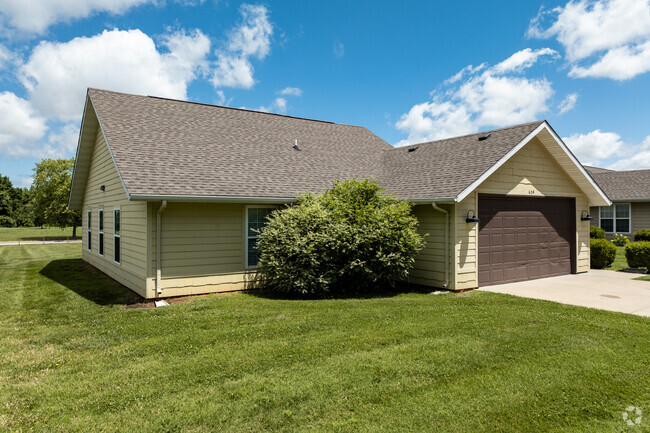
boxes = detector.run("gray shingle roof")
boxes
[584,165,614,175]
[90,89,391,198]
[590,169,650,200]
[86,88,546,201]
[379,121,544,199]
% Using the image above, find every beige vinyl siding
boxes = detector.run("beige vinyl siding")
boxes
[81,127,148,296]
[410,204,451,288]
[455,192,478,290]
[631,202,650,233]
[148,202,250,297]
[449,137,591,289]
[590,206,600,229]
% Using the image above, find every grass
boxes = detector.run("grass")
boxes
[0,226,76,242]
[606,245,649,281]
[1,245,649,432]
[606,246,629,271]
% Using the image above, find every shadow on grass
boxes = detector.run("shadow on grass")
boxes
[247,282,439,301]
[40,259,144,306]
[21,236,78,241]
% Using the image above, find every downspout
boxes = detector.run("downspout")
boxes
[431,203,449,288]
[156,200,167,295]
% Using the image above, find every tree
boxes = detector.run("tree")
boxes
[0,175,15,227]
[31,158,81,237]
[256,179,426,295]
[0,174,33,227]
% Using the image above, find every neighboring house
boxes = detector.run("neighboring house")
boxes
[585,166,650,239]
[68,89,610,299]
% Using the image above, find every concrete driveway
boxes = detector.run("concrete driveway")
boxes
[481,270,650,317]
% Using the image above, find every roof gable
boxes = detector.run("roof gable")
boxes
[69,94,130,210]
[455,122,610,206]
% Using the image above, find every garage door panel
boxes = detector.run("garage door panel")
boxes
[478,195,576,287]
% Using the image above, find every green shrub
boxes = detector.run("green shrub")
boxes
[590,239,616,269]
[624,241,650,269]
[590,226,605,239]
[633,229,650,242]
[256,179,426,295]
[612,233,630,246]
[0,215,16,227]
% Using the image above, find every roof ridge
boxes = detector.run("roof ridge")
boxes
[390,120,545,149]
[593,168,650,174]
[89,87,352,126]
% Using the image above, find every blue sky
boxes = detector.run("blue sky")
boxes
[1,0,650,187]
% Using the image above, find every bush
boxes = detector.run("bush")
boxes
[624,241,650,269]
[590,226,605,239]
[612,233,630,246]
[633,229,650,242]
[0,215,16,227]
[590,239,616,269]
[256,179,426,295]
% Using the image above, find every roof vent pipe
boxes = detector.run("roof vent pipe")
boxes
[478,133,491,141]
[293,139,301,151]
[431,203,449,288]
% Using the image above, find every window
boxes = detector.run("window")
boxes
[246,207,275,268]
[98,209,104,256]
[114,208,121,264]
[599,204,631,233]
[86,210,92,251]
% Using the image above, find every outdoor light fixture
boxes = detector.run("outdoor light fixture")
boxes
[580,210,592,221]
[466,210,480,223]
[100,185,105,192]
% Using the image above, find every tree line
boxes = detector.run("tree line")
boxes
[1,158,81,237]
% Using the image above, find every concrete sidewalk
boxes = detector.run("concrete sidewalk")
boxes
[481,270,650,317]
[0,239,82,246]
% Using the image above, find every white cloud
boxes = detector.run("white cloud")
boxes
[443,64,486,85]
[257,97,287,114]
[0,91,48,157]
[607,135,650,169]
[569,40,650,80]
[16,176,33,187]
[558,92,578,114]
[278,86,302,96]
[211,4,273,89]
[528,0,650,80]
[44,123,79,158]
[395,48,556,146]
[0,44,15,70]
[0,0,154,34]
[563,129,624,166]
[333,41,344,58]
[492,47,558,73]
[19,28,210,122]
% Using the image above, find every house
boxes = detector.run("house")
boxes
[68,88,610,299]
[585,167,650,239]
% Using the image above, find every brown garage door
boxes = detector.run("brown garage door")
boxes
[478,195,576,286]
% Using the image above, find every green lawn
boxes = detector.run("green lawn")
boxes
[1,245,649,432]
[606,245,650,281]
[606,246,629,271]
[0,226,77,242]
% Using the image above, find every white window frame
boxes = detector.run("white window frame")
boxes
[113,207,121,265]
[86,209,92,251]
[98,209,104,257]
[245,205,276,269]
[598,203,632,234]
